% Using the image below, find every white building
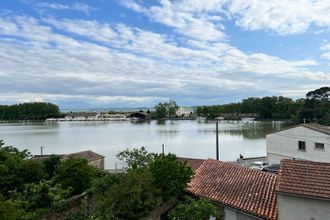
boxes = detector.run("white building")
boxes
[64,112,100,120]
[277,159,330,220]
[266,123,330,164]
[176,107,193,117]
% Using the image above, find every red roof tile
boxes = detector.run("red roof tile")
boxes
[177,157,206,172]
[277,159,330,199]
[188,159,277,220]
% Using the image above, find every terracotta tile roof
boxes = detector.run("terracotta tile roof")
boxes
[177,157,206,172]
[277,159,330,199]
[188,159,278,220]
[66,150,104,161]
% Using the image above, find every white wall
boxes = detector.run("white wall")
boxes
[266,126,330,164]
[278,194,330,220]
[224,208,237,220]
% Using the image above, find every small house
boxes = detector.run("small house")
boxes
[277,159,330,220]
[266,123,330,164]
[186,159,277,220]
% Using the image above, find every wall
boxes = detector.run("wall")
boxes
[88,158,105,170]
[278,194,330,220]
[266,126,330,164]
[224,208,237,220]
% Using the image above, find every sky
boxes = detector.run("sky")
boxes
[0,0,329,109]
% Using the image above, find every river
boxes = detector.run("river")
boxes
[0,120,291,168]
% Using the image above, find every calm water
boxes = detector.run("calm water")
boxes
[0,120,291,168]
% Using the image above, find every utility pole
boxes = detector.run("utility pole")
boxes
[216,117,224,160]
[216,119,219,160]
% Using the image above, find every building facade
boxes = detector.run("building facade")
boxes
[277,159,330,220]
[266,124,330,164]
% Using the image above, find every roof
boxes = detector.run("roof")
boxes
[66,150,104,161]
[66,112,99,117]
[267,123,330,136]
[188,159,277,220]
[31,154,64,161]
[177,157,206,172]
[277,159,330,200]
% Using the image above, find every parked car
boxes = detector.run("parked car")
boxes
[249,161,269,170]
[262,164,280,174]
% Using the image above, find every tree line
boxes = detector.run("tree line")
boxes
[0,102,61,120]
[196,87,330,125]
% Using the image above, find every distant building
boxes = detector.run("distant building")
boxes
[277,159,330,220]
[31,150,105,170]
[99,112,126,120]
[186,158,277,220]
[266,123,330,164]
[176,107,193,117]
[65,112,100,120]
[129,112,151,120]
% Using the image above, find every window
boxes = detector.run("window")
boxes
[315,143,325,150]
[298,141,306,151]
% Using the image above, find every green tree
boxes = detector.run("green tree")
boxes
[117,147,155,170]
[43,155,62,179]
[153,100,179,119]
[0,194,24,220]
[53,158,97,196]
[168,196,216,220]
[149,154,193,202]
[97,170,161,220]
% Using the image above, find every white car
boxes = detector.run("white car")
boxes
[249,161,269,170]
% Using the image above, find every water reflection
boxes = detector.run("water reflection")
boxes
[0,120,292,168]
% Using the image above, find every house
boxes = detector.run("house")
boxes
[277,159,330,220]
[65,112,100,120]
[186,158,277,220]
[65,150,105,170]
[176,107,193,117]
[266,123,330,164]
[99,112,126,120]
[129,112,151,120]
[31,150,105,170]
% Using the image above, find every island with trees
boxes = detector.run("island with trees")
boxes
[0,102,61,120]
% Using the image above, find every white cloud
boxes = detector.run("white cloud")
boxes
[122,0,330,36]
[0,14,329,107]
[26,1,96,15]
[321,43,330,60]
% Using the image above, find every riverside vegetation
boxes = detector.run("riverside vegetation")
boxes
[0,142,216,220]
[196,87,330,125]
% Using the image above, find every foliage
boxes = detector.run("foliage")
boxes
[89,174,121,195]
[168,196,217,220]
[196,87,330,125]
[53,158,97,196]
[15,180,70,213]
[43,155,62,179]
[149,154,193,202]
[117,147,155,170]
[0,141,45,198]
[0,194,24,220]
[0,102,60,120]
[153,100,179,119]
[96,169,161,220]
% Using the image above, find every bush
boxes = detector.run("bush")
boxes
[169,196,217,220]
[53,158,97,196]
